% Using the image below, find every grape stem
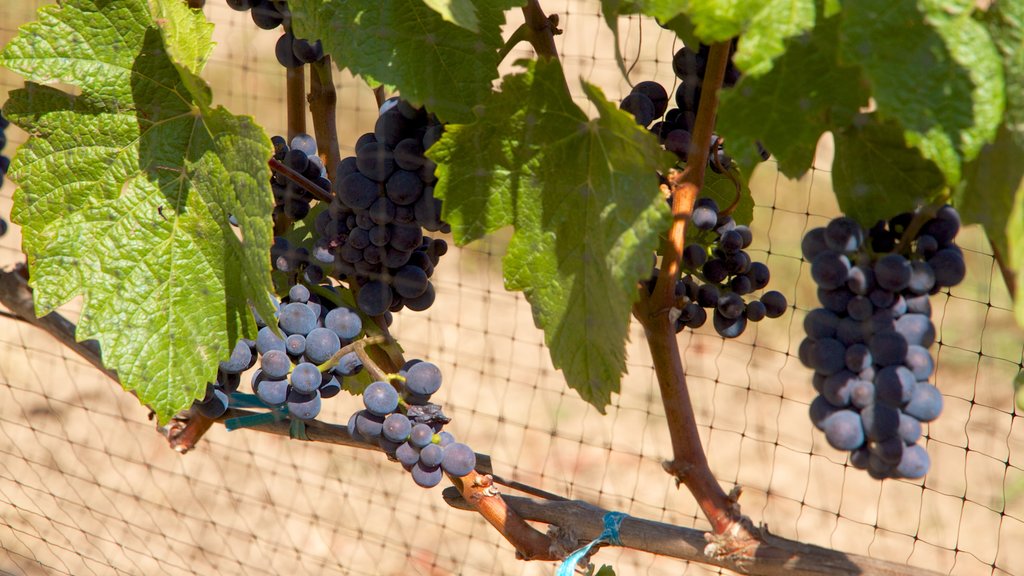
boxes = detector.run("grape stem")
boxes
[285,64,307,141]
[497,23,533,65]
[308,57,342,181]
[316,335,389,375]
[521,0,562,62]
[897,202,941,256]
[0,265,948,573]
[638,42,758,540]
[267,157,333,203]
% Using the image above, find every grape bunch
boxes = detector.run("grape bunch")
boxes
[312,97,450,316]
[801,206,964,479]
[348,360,477,488]
[226,0,287,29]
[620,42,769,170]
[250,284,365,420]
[225,0,323,67]
[270,132,330,222]
[668,196,787,338]
[0,110,9,237]
[190,339,257,418]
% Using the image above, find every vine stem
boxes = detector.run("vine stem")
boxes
[0,266,952,573]
[308,57,341,181]
[267,157,333,203]
[636,42,755,540]
[286,66,307,141]
[521,0,561,61]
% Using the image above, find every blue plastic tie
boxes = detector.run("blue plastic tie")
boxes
[224,406,288,431]
[227,393,268,409]
[555,512,626,576]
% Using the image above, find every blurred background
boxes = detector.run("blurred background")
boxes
[0,2,1022,575]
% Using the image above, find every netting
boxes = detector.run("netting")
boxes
[1,2,1022,575]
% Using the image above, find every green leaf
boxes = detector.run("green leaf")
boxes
[638,1,816,76]
[839,0,1004,184]
[0,0,277,423]
[507,80,672,411]
[422,0,480,32]
[985,1,1024,148]
[718,13,867,178]
[594,566,617,576]
[703,168,753,226]
[832,114,946,226]
[289,0,513,123]
[956,125,1024,326]
[433,60,672,411]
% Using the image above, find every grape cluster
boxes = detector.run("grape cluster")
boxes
[251,284,365,420]
[348,360,477,488]
[800,206,964,479]
[270,132,329,222]
[0,110,9,237]
[619,42,757,171]
[313,97,450,316]
[225,0,324,67]
[226,0,286,28]
[668,196,787,338]
[191,339,257,418]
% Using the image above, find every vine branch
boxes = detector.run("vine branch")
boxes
[285,65,306,141]
[268,157,333,203]
[520,0,561,60]
[635,42,754,541]
[308,57,341,181]
[0,266,950,574]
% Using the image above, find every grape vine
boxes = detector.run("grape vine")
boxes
[0,0,1022,574]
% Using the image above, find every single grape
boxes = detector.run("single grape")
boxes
[411,462,443,488]
[811,252,851,290]
[874,366,916,407]
[396,442,420,469]
[632,81,669,117]
[896,444,930,479]
[261,349,291,380]
[409,423,435,448]
[822,410,865,451]
[406,361,442,396]
[441,443,477,476]
[903,383,943,422]
[824,217,863,253]
[357,281,394,316]
[324,307,362,340]
[355,410,385,438]
[874,253,912,292]
[219,340,253,374]
[801,228,829,261]
[804,309,839,339]
[290,362,322,394]
[810,338,847,376]
[868,331,908,366]
[929,247,966,288]
[860,403,900,441]
[287,389,322,420]
[619,92,657,126]
[256,377,289,406]
[904,345,934,380]
[364,381,400,416]
[304,327,341,364]
[419,443,444,468]
[279,302,318,335]
[894,314,935,348]
[761,291,788,318]
[898,413,922,445]
[196,388,229,419]
[319,376,342,399]
[383,413,413,443]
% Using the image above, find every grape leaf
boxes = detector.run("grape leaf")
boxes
[432,60,673,411]
[422,0,480,32]
[638,0,816,76]
[956,125,1024,326]
[832,114,946,226]
[839,0,1004,185]
[0,0,277,423]
[289,0,513,123]
[985,1,1024,148]
[717,13,867,178]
